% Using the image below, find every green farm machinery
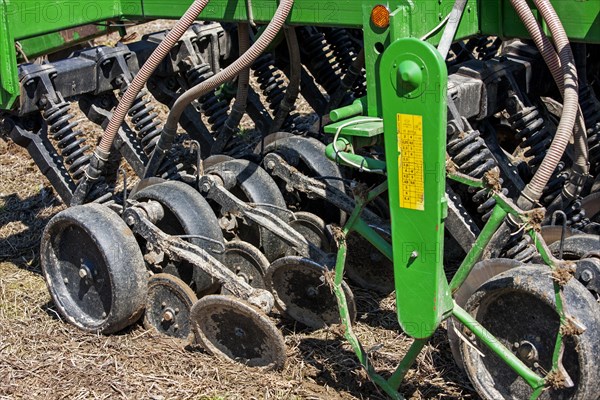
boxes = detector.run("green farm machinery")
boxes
[2,0,600,398]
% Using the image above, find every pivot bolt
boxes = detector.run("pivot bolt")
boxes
[397,60,423,93]
[162,309,175,322]
[580,269,593,283]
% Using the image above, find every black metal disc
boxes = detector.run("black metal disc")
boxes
[344,232,395,295]
[143,274,198,339]
[265,256,356,329]
[548,233,600,260]
[41,204,147,334]
[222,240,269,291]
[287,211,331,255]
[461,266,600,399]
[190,295,286,369]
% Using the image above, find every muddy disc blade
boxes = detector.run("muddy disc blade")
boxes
[190,295,286,369]
[265,256,356,329]
[344,233,395,295]
[447,258,522,368]
[222,240,269,291]
[143,273,198,339]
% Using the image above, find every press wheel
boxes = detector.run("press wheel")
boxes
[143,274,198,339]
[41,204,147,334]
[190,295,286,369]
[222,240,269,290]
[265,256,356,329]
[460,266,600,399]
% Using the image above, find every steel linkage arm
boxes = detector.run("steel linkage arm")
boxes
[122,201,274,313]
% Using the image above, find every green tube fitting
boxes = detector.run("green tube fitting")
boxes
[330,97,367,122]
[325,137,387,172]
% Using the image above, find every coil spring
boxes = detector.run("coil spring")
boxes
[186,63,229,134]
[126,89,162,155]
[252,53,286,113]
[508,105,553,173]
[299,27,344,96]
[41,98,91,182]
[565,198,589,230]
[252,53,303,130]
[447,129,506,221]
[538,162,568,207]
[503,232,536,262]
[581,86,600,175]
[323,28,366,99]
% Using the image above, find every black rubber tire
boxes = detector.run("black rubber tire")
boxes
[461,265,600,400]
[41,204,147,334]
[206,159,288,261]
[132,180,224,296]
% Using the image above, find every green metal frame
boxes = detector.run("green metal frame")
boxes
[2,0,599,111]
[1,0,599,397]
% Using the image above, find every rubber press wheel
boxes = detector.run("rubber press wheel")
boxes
[190,295,287,369]
[41,204,147,334]
[460,266,600,400]
[265,256,356,329]
[132,180,225,297]
[143,273,198,339]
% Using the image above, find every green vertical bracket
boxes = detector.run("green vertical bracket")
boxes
[380,36,452,339]
[0,0,19,110]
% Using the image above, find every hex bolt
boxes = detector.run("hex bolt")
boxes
[125,215,135,226]
[234,327,245,337]
[580,269,593,283]
[161,302,167,308]
[79,268,88,279]
[162,310,174,322]
[265,160,275,170]
[173,324,179,331]
[410,251,419,259]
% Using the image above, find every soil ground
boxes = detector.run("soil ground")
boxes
[0,20,479,400]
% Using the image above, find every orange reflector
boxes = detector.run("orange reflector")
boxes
[371,5,390,29]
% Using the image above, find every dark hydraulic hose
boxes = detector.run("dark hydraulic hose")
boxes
[270,26,301,133]
[144,0,296,177]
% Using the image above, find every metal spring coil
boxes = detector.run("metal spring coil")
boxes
[322,28,366,99]
[447,129,507,221]
[127,89,163,155]
[581,86,600,175]
[42,99,91,182]
[298,27,343,96]
[508,105,553,173]
[186,63,230,134]
[252,53,286,113]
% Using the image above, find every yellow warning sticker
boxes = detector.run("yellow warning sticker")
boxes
[397,113,424,211]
